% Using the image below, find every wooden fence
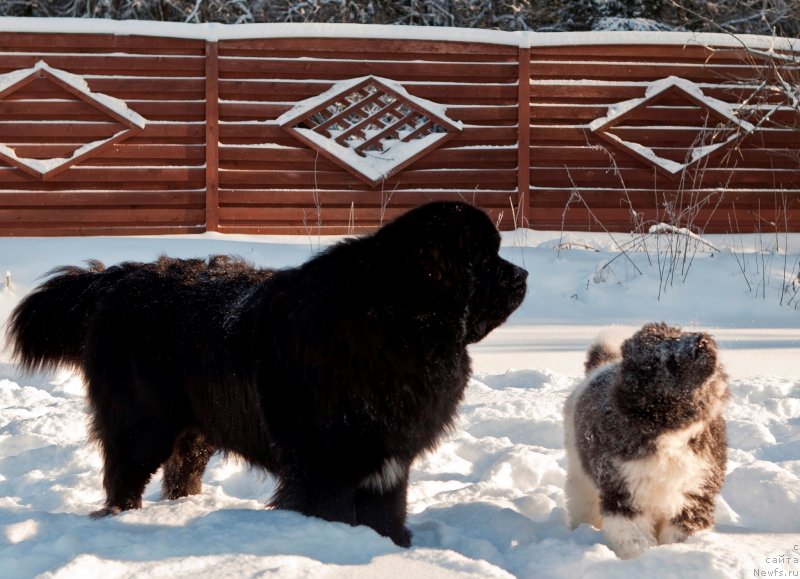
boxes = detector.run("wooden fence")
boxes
[0,20,798,236]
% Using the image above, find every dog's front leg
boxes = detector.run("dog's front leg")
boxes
[659,494,716,545]
[269,464,358,527]
[602,513,656,559]
[355,459,412,547]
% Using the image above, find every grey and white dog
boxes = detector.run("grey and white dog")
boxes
[564,323,728,559]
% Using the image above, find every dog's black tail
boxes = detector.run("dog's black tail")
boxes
[584,328,626,374]
[6,260,107,373]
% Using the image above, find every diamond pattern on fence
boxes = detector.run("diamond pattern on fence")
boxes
[0,61,146,180]
[590,76,756,177]
[278,76,462,187]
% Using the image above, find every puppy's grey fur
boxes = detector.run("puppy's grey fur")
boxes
[564,323,728,559]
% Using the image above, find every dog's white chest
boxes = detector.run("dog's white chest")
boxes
[617,422,709,518]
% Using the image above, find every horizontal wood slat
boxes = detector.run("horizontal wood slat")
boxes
[0,54,205,75]
[531,62,791,83]
[531,188,800,211]
[219,189,519,206]
[0,207,205,224]
[219,57,518,82]
[0,190,204,206]
[220,37,519,59]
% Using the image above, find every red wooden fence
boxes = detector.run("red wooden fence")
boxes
[0,20,797,236]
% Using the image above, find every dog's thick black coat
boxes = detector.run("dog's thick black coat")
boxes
[7,201,527,546]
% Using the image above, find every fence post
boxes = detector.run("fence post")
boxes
[205,41,220,232]
[517,45,531,229]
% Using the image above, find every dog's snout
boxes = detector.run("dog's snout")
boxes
[512,266,528,295]
[506,264,528,287]
[683,333,716,364]
[694,334,714,352]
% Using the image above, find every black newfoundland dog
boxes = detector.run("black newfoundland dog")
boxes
[7,201,527,546]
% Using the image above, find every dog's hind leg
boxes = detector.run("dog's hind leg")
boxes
[88,392,186,517]
[161,428,215,500]
[564,390,602,530]
[565,461,602,530]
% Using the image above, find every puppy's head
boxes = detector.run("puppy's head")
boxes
[614,323,726,428]
[376,202,527,344]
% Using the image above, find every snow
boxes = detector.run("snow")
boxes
[1,227,799,578]
[648,223,721,251]
[0,130,131,176]
[0,68,35,96]
[591,131,684,174]
[0,17,798,52]
[0,17,522,47]
[291,129,451,183]
[592,17,674,32]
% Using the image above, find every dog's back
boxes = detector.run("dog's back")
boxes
[7,256,271,376]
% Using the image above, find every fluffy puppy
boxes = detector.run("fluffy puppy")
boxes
[564,323,728,559]
[6,201,528,547]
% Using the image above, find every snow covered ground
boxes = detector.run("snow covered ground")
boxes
[1,227,798,578]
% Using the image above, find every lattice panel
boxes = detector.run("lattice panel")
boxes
[279,76,462,187]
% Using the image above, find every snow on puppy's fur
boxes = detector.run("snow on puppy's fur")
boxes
[564,322,728,559]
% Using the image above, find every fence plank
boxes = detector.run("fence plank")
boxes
[517,46,531,227]
[205,41,220,232]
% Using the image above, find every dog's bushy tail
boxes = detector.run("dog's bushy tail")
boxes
[6,260,107,373]
[584,327,627,374]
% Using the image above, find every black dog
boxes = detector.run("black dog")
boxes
[7,201,527,546]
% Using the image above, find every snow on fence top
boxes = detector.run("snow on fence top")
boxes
[0,16,799,51]
[0,18,798,236]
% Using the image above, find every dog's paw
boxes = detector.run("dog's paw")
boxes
[658,522,690,545]
[89,506,122,518]
[390,526,413,548]
[603,514,656,559]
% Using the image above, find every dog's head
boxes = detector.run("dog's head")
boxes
[374,201,528,344]
[614,323,727,427]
